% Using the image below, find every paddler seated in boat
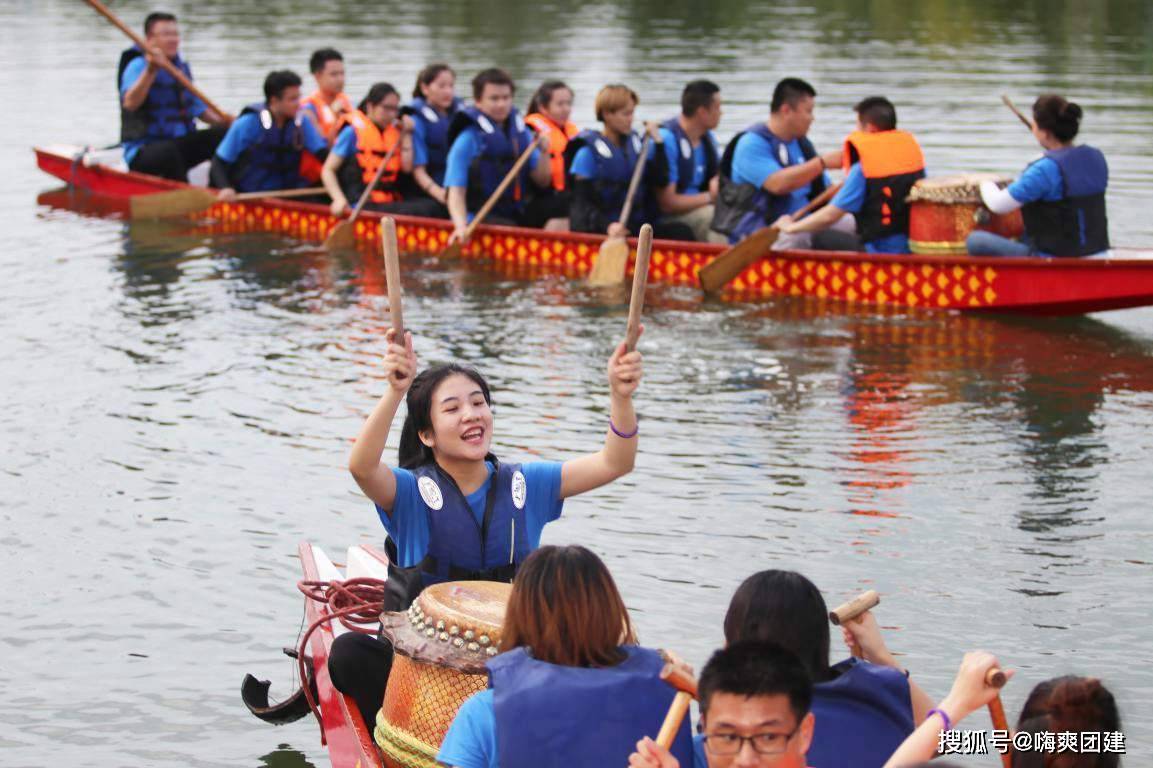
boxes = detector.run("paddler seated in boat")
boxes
[655,80,727,244]
[967,94,1109,258]
[525,80,580,229]
[566,85,695,242]
[298,48,352,183]
[439,545,695,768]
[720,570,932,768]
[711,77,846,249]
[320,83,443,217]
[444,68,554,242]
[329,327,645,728]
[118,11,231,182]
[630,641,818,768]
[209,70,328,200]
[405,63,465,213]
[772,97,927,254]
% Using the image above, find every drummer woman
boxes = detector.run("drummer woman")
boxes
[967,94,1109,257]
[406,63,465,212]
[330,329,644,727]
[439,545,694,768]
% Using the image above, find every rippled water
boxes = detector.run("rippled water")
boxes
[3,1,1153,766]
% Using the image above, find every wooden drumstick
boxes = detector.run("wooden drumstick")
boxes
[381,218,404,339]
[829,590,880,659]
[656,661,698,749]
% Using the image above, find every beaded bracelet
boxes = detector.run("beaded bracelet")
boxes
[609,418,639,439]
[926,707,953,732]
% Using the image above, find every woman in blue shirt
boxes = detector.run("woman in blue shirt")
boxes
[329,327,644,727]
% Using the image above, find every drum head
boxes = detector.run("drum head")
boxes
[381,580,512,672]
[909,173,1012,203]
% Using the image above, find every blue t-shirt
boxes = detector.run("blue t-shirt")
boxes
[375,461,564,568]
[443,125,541,190]
[569,138,657,179]
[119,54,207,163]
[332,124,358,159]
[659,127,715,194]
[438,689,497,768]
[213,110,328,164]
[731,131,829,216]
[1007,157,1064,205]
[831,163,910,254]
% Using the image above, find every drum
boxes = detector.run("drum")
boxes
[907,174,1024,254]
[375,581,512,768]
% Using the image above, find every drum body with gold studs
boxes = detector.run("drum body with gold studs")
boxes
[908,174,1025,254]
[375,581,511,768]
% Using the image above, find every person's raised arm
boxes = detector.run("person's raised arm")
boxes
[883,651,1012,768]
[348,329,418,513]
[841,609,935,724]
[559,332,643,498]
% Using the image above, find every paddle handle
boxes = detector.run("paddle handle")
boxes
[988,693,1013,768]
[617,133,653,231]
[829,589,880,626]
[381,218,405,340]
[625,224,653,352]
[348,129,402,222]
[464,132,545,241]
[235,187,325,201]
[85,0,230,120]
[1001,95,1034,133]
[656,691,692,749]
[793,180,844,223]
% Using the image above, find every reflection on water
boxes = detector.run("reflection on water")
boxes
[10,1,1153,765]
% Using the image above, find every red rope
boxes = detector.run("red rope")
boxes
[296,577,387,743]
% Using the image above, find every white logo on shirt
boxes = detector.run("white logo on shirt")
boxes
[260,109,273,130]
[516,114,526,133]
[680,137,692,159]
[778,144,790,166]
[418,476,444,510]
[422,105,438,123]
[631,134,642,154]
[477,114,495,134]
[595,138,613,159]
[511,471,527,509]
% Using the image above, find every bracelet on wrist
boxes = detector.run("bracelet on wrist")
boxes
[609,418,639,439]
[926,707,952,731]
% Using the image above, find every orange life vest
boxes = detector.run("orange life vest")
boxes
[299,90,353,182]
[339,109,403,204]
[525,112,579,191]
[841,129,926,242]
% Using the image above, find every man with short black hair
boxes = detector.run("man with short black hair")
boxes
[657,80,725,243]
[119,11,230,180]
[299,48,352,182]
[629,641,816,768]
[774,96,925,254]
[711,77,845,248]
[210,70,327,198]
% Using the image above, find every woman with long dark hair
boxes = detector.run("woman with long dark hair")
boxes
[439,545,694,768]
[723,570,934,768]
[406,63,465,210]
[329,328,644,727]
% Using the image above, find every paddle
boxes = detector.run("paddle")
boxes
[130,186,324,219]
[984,667,1012,768]
[625,224,654,351]
[655,658,697,750]
[1001,95,1034,132]
[829,589,880,660]
[85,0,232,122]
[325,134,402,252]
[698,180,843,294]
[442,132,545,260]
[588,134,654,286]
[380,217,405,343]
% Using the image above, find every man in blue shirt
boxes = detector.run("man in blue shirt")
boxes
[118,12,230,181]
[714,78,845,247]
[444,69,553,243]
[657,80,726,243]
[209,70,328,198]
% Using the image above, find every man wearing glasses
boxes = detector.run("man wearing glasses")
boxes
[630,641,815,768]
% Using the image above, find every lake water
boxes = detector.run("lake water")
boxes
[2,1,1152,766]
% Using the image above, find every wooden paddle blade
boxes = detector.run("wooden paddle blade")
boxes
[698,227,779,294]
[588,237,629,286]
[439,240,464,260]
[129,188,217,219]
[324,220,355,252]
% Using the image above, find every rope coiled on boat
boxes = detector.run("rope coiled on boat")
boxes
[296,577,387,743]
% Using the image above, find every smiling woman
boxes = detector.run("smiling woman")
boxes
[329,326,644,727]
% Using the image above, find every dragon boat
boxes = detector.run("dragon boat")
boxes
[35,144,1153,314]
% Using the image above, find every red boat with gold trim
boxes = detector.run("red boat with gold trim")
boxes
[35,145,1153,314]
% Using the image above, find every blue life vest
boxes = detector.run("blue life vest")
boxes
[447,106,536,218]
[118,46,196,144]
[660,117,718,194]
[566,129,650,231]
[808,658,914,768]
[232,103,305,192]
[713,123,827,242]
[489,645,695,768]
[408,95,464,186]
[1021,145,1110,256]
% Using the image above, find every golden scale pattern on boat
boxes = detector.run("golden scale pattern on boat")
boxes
[205,201,999,309]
